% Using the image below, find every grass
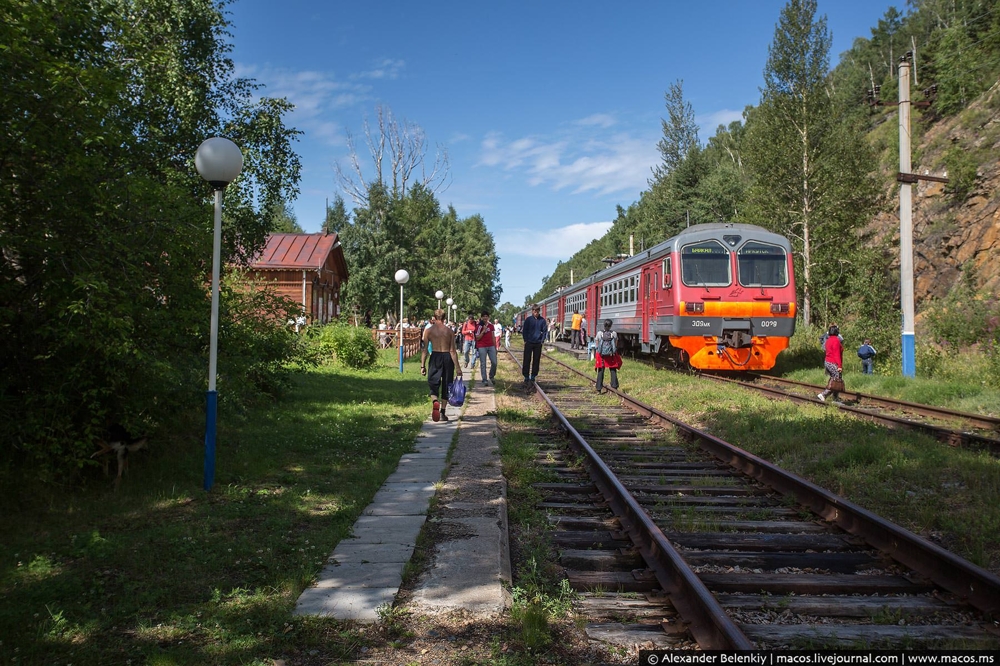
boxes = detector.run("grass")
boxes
[0,349,430,665]
[545,337,1000,574]
[5,335,1000,662]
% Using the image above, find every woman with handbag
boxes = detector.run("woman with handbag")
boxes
[817,324,844,403]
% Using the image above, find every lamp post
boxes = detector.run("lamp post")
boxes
[445,297,454,324]
[395,269,409,373]
[435,290,444,311]
[195,137,243,492]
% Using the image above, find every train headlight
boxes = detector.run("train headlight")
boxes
[770,303,790,314]
[684,301,705,314]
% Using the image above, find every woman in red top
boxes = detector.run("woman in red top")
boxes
[817,325,843,402]
[474,311,498,386]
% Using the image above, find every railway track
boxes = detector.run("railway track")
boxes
[626,344,1000,455]
[503,347,1000,650]
[713,373,1000,455]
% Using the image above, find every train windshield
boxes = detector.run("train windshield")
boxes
[680,240,731,287]
[737,241,788,287]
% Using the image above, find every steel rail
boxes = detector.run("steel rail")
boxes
[750,372,1000,431]
[532,349,1000,616]
[506,347,754,649]
[702,374,1000,454]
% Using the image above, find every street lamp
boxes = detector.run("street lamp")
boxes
[445,297,454,324]
[435,289,444,311]
[195,136,243,492]
[395,269,409,373]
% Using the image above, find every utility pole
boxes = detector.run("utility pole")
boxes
[898,54,916,378]
[870,51,944,379]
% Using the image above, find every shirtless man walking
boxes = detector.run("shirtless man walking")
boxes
[421,309,463,422]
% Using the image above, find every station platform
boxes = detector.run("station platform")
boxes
[294,377,509,621]
[547,338,594,362]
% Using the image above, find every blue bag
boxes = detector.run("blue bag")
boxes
[448,377,466,407]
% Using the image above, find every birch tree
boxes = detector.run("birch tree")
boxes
[743,0,879,327]
[334,104,450,207]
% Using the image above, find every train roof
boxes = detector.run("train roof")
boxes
[525,223,791,303]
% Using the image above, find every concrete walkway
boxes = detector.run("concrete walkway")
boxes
[294,379,509,621]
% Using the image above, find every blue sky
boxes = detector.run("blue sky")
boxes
[228,0,899,308]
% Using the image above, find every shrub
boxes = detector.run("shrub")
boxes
[942,145,979,199]
[307,322,378,370]
[923,270,1000,348]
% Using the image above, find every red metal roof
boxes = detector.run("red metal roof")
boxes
[251,233,342,271]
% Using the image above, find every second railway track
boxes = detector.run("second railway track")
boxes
[501,347,1000,650]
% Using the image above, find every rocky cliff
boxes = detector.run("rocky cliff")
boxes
[871,84,1000,305]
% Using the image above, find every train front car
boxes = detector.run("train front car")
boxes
[670,224,796,371]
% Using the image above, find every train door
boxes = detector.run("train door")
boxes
[641,266,656,345]
[587,283,599,341]
[558,297,565,340]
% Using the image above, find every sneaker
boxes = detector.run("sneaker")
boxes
[817,393,826,403]
[432,400,441,421]
[440,411,449,422]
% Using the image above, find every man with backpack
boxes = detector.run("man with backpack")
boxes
[594,318,622,393]
[857,339,877,375]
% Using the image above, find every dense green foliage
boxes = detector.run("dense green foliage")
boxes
[0,0,301,479]
[335,182,502,322]
[0,355,430,663]
[529,0,1000,353]
[305,321,379,370]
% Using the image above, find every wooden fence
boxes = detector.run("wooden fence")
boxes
[371,327,422,359]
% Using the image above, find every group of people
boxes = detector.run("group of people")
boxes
[392,304,880,417]
[420,308,512,422]
[419,303,628,422]
[817,323,878,402]
[521,305,622,393]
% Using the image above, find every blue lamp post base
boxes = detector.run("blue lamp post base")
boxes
[204,389,218,491]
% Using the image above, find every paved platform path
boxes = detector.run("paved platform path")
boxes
[294,378,509,621]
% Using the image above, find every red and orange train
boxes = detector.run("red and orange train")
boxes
[516,223,797,371]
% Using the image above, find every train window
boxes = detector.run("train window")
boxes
[737,241,788,287]
[681,240,731,287]
[662,258,672,288]
[630,286,636,302]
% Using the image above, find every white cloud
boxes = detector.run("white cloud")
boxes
[236,64,372,146]
[352,58,406,80]
[574,113,617,128]
[496,221,613,259]
[697,108,744,135]
[479,130,657,196]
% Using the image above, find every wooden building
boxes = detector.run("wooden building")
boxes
[247,233,349,325]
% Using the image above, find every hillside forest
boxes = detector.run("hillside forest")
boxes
[526,0,1000,380]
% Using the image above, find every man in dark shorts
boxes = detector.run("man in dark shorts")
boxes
[421,309,463,422]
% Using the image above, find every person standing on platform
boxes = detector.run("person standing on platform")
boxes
[521,304,547,384]
[570,309,583,349]
[474,310,498,387]
[421,309,462,422]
